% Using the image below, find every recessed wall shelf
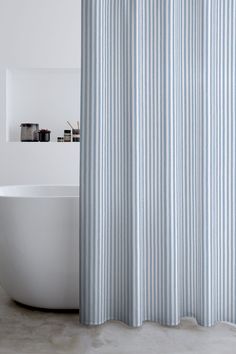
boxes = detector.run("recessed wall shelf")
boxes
[5,68,81,142]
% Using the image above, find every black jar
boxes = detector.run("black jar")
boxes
[38,129,51,142]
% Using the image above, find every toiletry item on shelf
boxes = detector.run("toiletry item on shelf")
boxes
[64,130,71,142]
[72,129,80,142]
[38,129,51,142]
[65,121,80,142]
[20,123,39,142]
[57,137,64,142]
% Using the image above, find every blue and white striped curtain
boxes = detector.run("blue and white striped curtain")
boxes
[80,0,236,327]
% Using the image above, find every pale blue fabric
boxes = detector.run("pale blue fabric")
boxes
[80,0,236,327]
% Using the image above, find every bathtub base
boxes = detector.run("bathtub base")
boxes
[0,185,80,310]
[14,300,79,312]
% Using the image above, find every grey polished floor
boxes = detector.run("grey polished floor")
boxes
[0,286,236,354]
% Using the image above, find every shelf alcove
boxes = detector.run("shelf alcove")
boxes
[5,68,81,142]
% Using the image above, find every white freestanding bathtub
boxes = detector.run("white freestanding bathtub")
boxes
[0,185,79,309]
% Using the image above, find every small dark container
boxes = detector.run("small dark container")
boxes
[38,129,51,142]
[72,129,80,142]
[64,130,71,142]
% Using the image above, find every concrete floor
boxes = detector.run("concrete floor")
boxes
[0,287,236,354]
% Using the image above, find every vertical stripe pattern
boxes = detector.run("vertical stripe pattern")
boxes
[80,0,236,327]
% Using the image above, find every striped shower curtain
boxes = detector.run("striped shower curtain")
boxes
[80,0,236,327]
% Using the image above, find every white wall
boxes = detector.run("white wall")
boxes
[0,0,81,185]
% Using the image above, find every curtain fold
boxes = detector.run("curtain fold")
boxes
[80,0,236,327]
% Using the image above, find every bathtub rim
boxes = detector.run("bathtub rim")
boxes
[0,184,79,199]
